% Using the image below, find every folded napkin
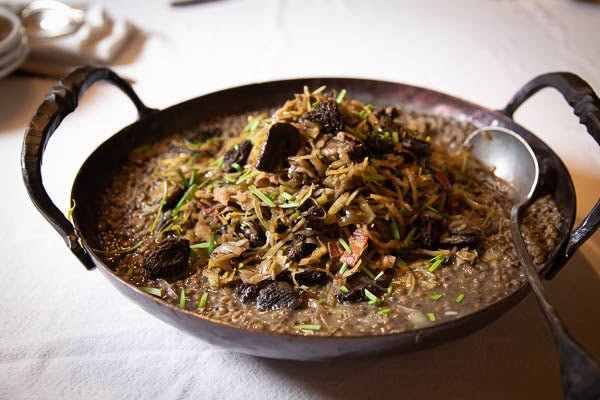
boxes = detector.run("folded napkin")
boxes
[26,4,135,66]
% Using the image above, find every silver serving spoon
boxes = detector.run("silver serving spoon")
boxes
[20,0,85,39]
[466,126,600,400]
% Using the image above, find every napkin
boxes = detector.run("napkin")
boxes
[26,4,135,66]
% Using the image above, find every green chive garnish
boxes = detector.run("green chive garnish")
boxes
[456,293,465,303]
[179,288,186,308]
[339,262,348,275]
[361,265,376,280]
[425,204,438,213]
[189,169,197,186]
[294,324,321,331]
[392,131,399,144]
[126,266,134,276]
[141,287,162,297]
[151,181,168,233]
[190,242,210,249]
[224,176,237,183]
[282,192,295,201]
[396,258,407,269]
[198,292,209,308]
[378,309,392,315]
[248,118,260,131]
[236,170,258,184]
[364,288,380,305]
[248,185,277,207]
[94,240,144,255]
[428,255,444,272]
[176,168,187,187]
[461,153,468,174]
[390,219,400,240]
[238,262,244,270]
[359,110,368,120]
[231,162,243,173]
[374,270,384,281]
[403,227,417,247]
[361,173,386,182]
[338,238,351,252]
[340,286,349,293]
[171,183,198,216]
[208,231,215,255]
[280,202,300,209]
[429,293,443,301]
[387,285,393,295]
[336,89,347,104]
[67,199,76,221]
[427,312,437,322]
[317,299,326,305]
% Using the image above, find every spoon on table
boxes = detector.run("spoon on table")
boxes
[466,126,600,400]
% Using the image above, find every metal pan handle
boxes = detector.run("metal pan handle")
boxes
[502,72,600,279]
[21,66,155,270]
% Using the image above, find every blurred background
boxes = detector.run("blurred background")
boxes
[1,1,599,399]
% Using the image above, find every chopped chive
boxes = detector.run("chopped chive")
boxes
[190,242,210,249]
[481,213,492,229]
[392,131,399,144]
[359,110,368,120]
[236,170,258,184]
[248,185,277,207]
[425,204,438,213]
[361,173,386,182]
[151,182,168,233]
[280,202,300,209]
[93,239,144,255]
[428,256,444,272]
[364,104,373,111]
[224,176,237,183]
[300,285,309,291]
[189,169,197,186]
[403,227,417,247]
[317,299,326,305]
[364,288,380,304]
[133,143,151,153]
[338,262,348,275]
[461,153,468,174]
[67,199,76,221]
[312,100,320,107]
[396,258,407,268]
[387,285,393,295]
[208,231,216,255]
[384,131,390,139]
[248,118,261,131]
[211,155,224,168]
[338,238,351,252]
[340,285,349,293]
[179,288,186,308]
[231,162,243,173]
[294,324,321,331]
[427,312,437,322]
[456,293,465,303]
[336,89,347,104]
[378,309,392,315]
[390,219,400,240]
[374,270,385,281]
[238,262,244,270]
[198,292,209,308]
[361,265,376,280]
[282,192,295,201]
[126,266,134,276]
[429,293,443,301]
[141,287,162,296]
[176,168,188,187]
[171,183,198,216]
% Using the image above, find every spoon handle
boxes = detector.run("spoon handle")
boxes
[511,206,600,400]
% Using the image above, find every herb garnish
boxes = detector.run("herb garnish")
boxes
[141,287,162,297]
[248,185,277,207]
[428,293,443,301]
[403,227,417,247]
[151,181,168,233]
[198,292,209,308]
[390,219,400,240]
[456,293,465,303]
[171,183,198,216]
[428,254,444,272]
[179,288,186,308]
[338,238,351,252]
[336,89,347,104]
[427,312,437,322]
[294,324,321,331]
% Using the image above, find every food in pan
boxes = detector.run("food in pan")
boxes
[96,88,562,335]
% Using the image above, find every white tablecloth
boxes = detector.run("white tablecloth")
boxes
[1,1,599,399]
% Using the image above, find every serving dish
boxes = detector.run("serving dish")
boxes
[21,66,600,360]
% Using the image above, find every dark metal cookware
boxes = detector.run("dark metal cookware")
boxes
[21,67,600,360]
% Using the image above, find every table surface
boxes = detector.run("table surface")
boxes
[1,1,599,399]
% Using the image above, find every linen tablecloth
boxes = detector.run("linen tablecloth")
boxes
[1,1,599,398]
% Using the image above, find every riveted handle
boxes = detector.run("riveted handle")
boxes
[502,72,600,279]
[21,66,156,270]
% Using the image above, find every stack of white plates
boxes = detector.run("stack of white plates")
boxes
[0,7,29,80]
